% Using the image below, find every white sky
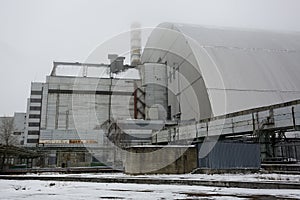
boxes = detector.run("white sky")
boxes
[1,0,300,115]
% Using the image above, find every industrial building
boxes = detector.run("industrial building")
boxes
[20,59,141,167]
[126,23,300,173]
[9,22,300,172]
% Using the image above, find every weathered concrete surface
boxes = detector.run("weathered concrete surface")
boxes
[262,163,300,172]
[0,167,121,175]
[125,145,197,174]
[1,175,300,190]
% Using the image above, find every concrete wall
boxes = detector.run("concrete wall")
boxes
[39,76,137,148]
[125,146,197,174]
[24,82,44,147]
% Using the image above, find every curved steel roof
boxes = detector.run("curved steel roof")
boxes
[141,23,300,119]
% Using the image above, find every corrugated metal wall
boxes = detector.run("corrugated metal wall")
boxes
[274,141,300,161]
[197,141,261,169]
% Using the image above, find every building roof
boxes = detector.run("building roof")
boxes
[141,23,300,119]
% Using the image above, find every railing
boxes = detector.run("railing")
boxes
[152,99,300,144]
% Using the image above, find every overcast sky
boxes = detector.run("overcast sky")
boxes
[1,0,300,115]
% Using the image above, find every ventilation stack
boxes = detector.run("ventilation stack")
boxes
[130,22,141,67]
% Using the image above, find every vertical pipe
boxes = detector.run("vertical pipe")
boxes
[66,110,69,130]
[252,112,255,133]
[55,92,59,129]
[206,121,209,137]
[195,121,198,140]
[133,86,137,119]
[108,67,112,124]
[292,106,296,130]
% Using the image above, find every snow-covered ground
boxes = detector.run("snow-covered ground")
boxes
[1,179,300,200]
[22,172,300,183]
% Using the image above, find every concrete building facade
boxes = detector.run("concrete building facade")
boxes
[22,62,140,167]
[24,82,44,147]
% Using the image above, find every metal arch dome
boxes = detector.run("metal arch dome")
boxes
[141,22,300,120]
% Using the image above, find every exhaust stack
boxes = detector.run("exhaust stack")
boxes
[130,22,141,67]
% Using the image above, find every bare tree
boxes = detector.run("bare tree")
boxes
[0,117,16,146]
[0,117,16,170]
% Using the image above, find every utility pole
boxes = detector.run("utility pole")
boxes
[108,64,112,124]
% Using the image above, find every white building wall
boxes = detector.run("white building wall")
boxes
[142,23,300,120]
[24,82,44,147]
[39,75,138,147]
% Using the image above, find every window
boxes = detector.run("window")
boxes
[13,132,21,135]
[28,131,39,135]
[29,114,40,119]
[30,106,40,111]
[27,139,39,143]
[167,105,172,120]
[30,98,42,103]
[31,91,42,95]
[28,122,40,127]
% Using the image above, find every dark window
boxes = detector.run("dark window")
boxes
[31,91,42,95]
[30,106,40,111]
[167,105,172,120]
[28,131,39,135]
[27,139,39,143]
[30,98,42,103]
[28,122,40,127]
[29,114,40,119]
[13,132,21,135]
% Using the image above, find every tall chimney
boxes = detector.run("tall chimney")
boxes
[130,22,141,67]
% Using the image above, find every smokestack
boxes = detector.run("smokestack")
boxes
[130,22,141,67]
